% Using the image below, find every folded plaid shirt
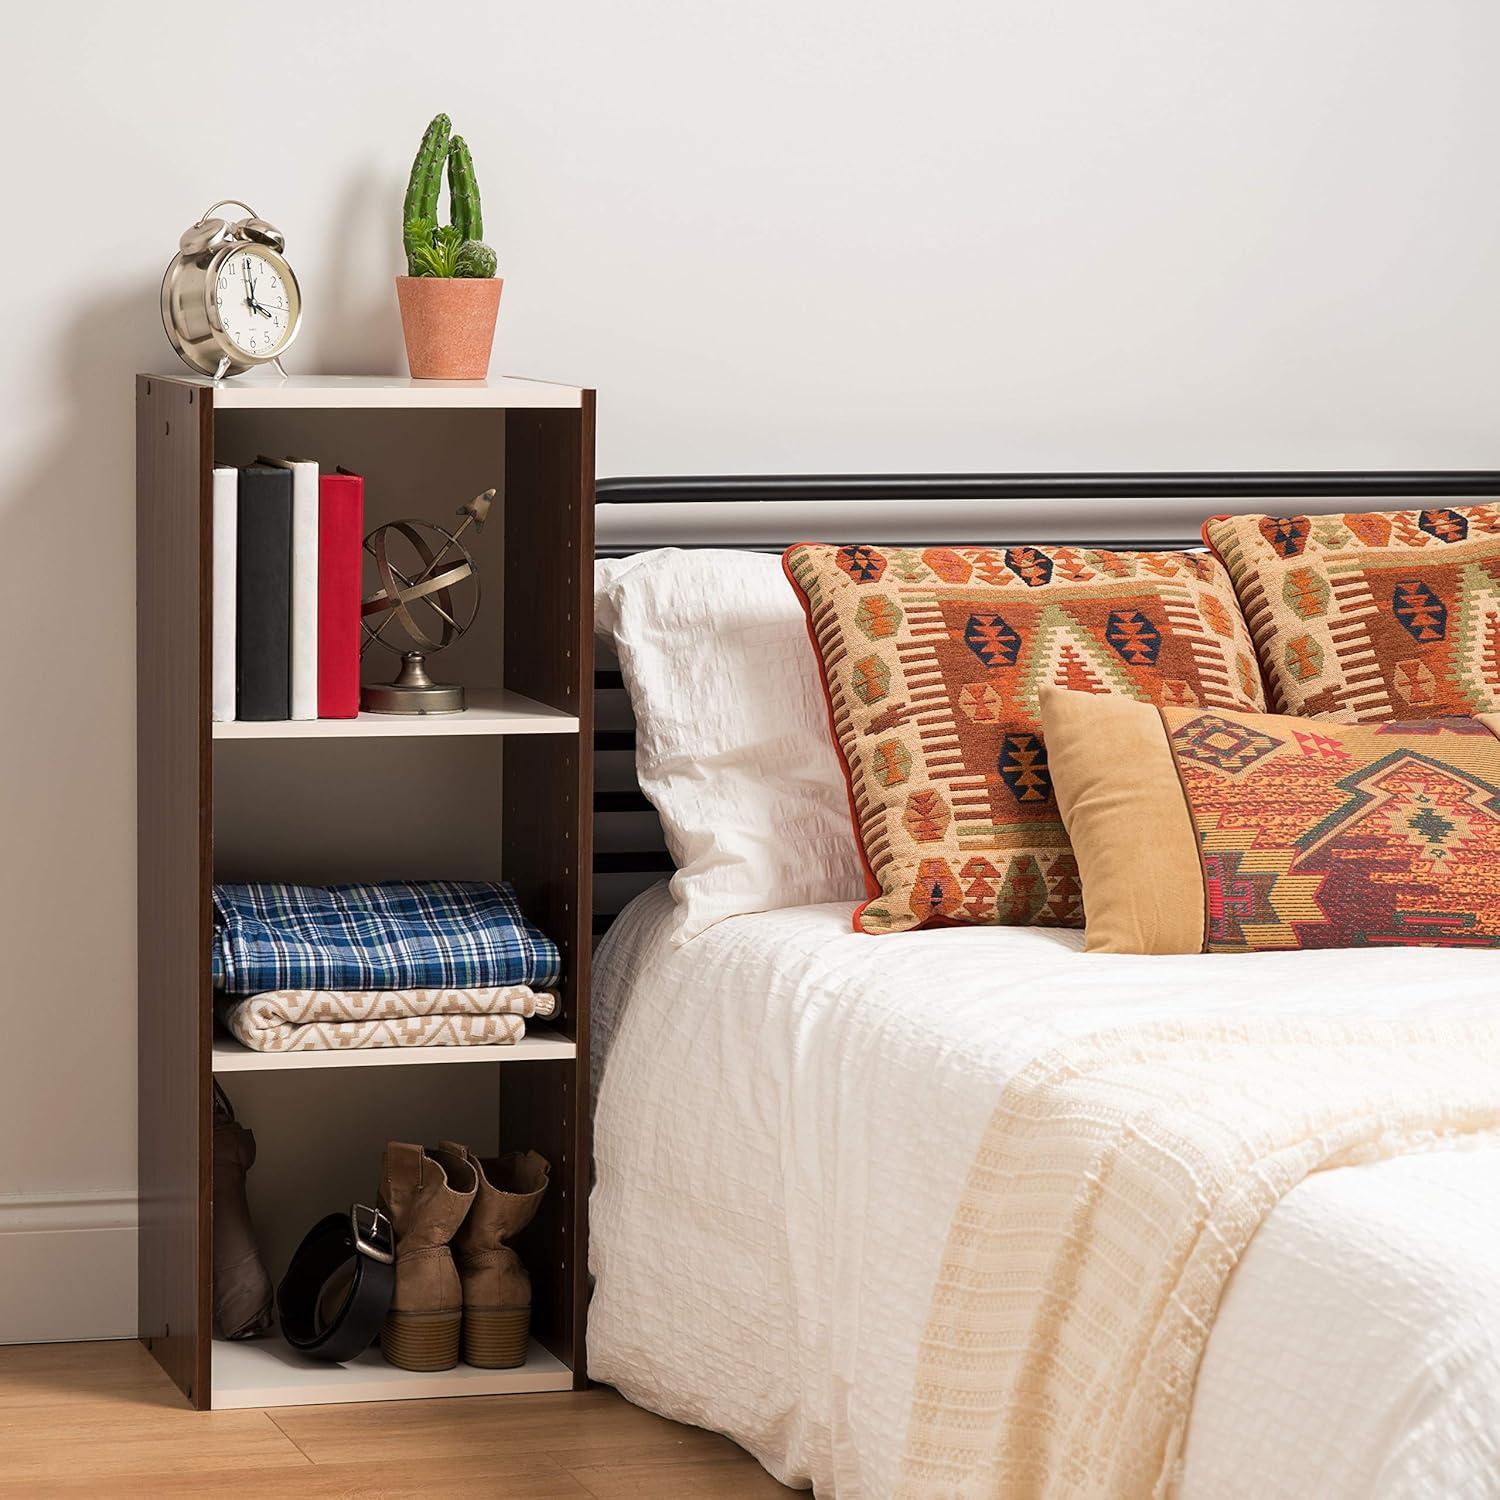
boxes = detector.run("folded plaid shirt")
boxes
[212,881,561,995]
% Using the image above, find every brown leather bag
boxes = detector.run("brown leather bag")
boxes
[212,1081,274,1339]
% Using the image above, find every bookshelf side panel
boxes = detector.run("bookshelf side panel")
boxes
[502,397,595,1382]
[136,375,213,1408]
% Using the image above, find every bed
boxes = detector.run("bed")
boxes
[586,474,1500,1499]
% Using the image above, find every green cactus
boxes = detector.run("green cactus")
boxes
[454,241,496,279]
[403,114,451,272]
[447,137,483,242]
[401,114,496,277]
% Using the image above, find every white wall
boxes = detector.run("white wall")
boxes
[3,0,1499,1339]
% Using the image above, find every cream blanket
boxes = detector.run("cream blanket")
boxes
[217,985,556,1053]
[899,1018,1500,1499]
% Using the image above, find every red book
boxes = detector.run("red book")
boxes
[317,471,364,717]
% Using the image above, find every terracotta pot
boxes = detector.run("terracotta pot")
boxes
[396,276,504,380]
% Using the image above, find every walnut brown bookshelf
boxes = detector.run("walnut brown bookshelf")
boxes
[136,372,595,1410]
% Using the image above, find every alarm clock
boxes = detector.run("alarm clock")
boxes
[161,199,302,379]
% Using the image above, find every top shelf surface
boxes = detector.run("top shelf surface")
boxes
[146,372,585,410]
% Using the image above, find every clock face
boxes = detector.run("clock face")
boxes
[213,246,296,359]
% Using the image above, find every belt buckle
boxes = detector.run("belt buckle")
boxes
[350,1203,395,1265]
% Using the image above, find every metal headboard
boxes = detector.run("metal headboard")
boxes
[590,470,1500,937]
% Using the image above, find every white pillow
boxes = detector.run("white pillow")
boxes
[595,548,865,944]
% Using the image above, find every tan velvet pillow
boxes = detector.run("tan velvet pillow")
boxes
[784,542,1265,934]
[1042,685,1500,954]
[1204,505,1500,721]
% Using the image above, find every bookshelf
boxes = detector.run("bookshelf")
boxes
[136,372,594,1411]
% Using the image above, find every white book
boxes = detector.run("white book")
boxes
[211,466,237,722]
[261,456,320,720]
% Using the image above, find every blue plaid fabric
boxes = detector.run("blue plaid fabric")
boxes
[211,881,561,995]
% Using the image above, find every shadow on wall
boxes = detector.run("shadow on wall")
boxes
[0,274,158,988]
[0,279,156,1340]
[302,165,409,376]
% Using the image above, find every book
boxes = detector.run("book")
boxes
[235,464,292,721]
[318,470,365,717]
[258,455,320,718]
[289,459,320,719]
[211,467,237,722]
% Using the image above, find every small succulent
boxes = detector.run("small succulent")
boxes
[406,220,465,277]
[402,114,496,278]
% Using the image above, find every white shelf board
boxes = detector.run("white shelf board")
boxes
[212,1335,572,1409]
[213,689,578,740]
[212,1032,576,1072]
[158,371,584,410]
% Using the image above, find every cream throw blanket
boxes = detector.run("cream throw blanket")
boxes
[218,985,556,1052]
[898,1017,1500,1499]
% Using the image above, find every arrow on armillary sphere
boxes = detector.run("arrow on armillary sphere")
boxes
[361,488,495,654]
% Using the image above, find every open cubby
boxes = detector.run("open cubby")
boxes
[136,372,595,1409]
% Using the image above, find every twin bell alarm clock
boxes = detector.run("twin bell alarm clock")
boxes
[161,199,302,379]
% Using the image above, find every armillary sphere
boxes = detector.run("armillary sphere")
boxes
[360,488,494,714]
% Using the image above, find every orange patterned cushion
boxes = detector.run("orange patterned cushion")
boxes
[1042,688,1500,953]
[783,543,1265,933]
[1204,505,1500,721]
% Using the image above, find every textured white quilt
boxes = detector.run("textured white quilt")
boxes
[588,886,1500,1498]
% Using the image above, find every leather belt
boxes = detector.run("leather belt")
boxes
[277,1204,395,1362]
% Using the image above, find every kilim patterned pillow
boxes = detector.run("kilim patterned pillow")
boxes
[1204,505,1500,721]
[783,542,1265,934]
[1042,686,1500,953]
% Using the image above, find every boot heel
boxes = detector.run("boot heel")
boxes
[381,1309,461,1371]
[463,1306,530,1368]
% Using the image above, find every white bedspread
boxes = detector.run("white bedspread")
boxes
[588,885,1500,1498]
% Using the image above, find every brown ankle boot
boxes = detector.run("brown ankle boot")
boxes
[377,1142,477,1371]
[211,1083,273,1340]
[440,1142,549,1368]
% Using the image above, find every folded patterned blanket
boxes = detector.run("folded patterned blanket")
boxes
[211,881,560,995]
[217,985,557,1053]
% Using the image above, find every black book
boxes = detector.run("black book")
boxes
[235,464,292,721]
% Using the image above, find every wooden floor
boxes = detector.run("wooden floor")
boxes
[0,1342,799,1497]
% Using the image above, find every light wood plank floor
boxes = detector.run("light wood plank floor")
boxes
[0,1342,799,1497]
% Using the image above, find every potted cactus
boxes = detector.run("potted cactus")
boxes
[395,114,502,379]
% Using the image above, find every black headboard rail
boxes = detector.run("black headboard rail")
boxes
[594,471,1500,558]
[596,470,1500,503]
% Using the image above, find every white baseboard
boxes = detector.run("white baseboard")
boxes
[0,1192,137,1344]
